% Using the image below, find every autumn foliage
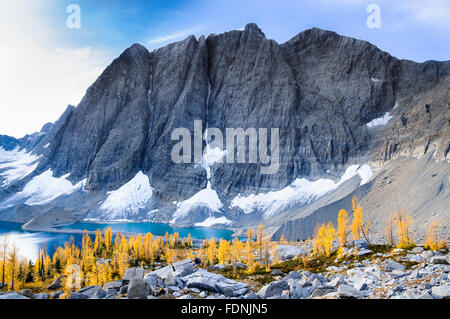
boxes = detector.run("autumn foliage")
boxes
[424,221,448,251]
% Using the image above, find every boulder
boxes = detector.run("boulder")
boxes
[119,285,128,294]
[165,271,176,287]
[103,280,122,292]
[357,249,372,256]
[385,260,407,271]
[257,280,290,298]
[93,288,107,299]
[328,277,342,288]
[337,285,365,299]
[0,292,29,299]
[353,239,368,250]
[104,291,118,299]
[143,274,159,292]
[411,247,424,254]
[127,278,150,299]
[390,270,407,279]
[431,285,450,299]
[208,264,226,271]
[429,256,449,265]
[51,291,64,299]
[47,276,63,290]
[122,267,145,285]
[416,291,433,299]
[421,251,434,259]
[150,259,195,281]
[35,293,50,300]
[310,287,337,298]
[68,293,89,299]
[77,285,102,298]
[405,254,424,263]
[216,279,249,297]
[184,270,248,297]
[19,289,34,298]
[168,286,180,293]
[277,245,305,260]
[285,271,302,280]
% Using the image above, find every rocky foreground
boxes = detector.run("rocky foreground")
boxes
[0,244,449,300]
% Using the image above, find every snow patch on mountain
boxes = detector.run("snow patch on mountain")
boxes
[0,169,86,208]
[200,145,227,179]
[367,112,393,128]
[0,147,40,186]
[99,171,153,220]
[371,77,382,83]
[231,164,373,218]
[195,216,232,227]
[171,182,223,224]
[356,165,373,185]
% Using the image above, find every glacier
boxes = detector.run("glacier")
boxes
[99,171,153,220]
[367,112,393,128]
[170,182,223,224]
[0,147,40,186]
[171,145,226,225]
[0,169,86,208]
[195,216,232,227]
[230,164,373,219]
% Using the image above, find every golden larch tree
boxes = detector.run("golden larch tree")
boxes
[424,221,448,251]
[394,209,415,249]
[337,209,349,247]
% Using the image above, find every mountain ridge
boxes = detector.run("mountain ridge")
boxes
[0,23,449,237]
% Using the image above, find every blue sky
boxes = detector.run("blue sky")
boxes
[1,0,450,137]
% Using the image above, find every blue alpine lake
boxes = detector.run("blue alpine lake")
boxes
[58,222,236,240]
[0,221,237,261]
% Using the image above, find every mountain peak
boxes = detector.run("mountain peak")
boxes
[243,23,265,37]
[121,43,150,60]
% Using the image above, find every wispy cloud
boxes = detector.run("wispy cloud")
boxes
[396,0,450,29]
[317,0,450,29]
[148,26,206,47]
[0,0,111,138]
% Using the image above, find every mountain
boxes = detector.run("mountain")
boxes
[0,24,449,240]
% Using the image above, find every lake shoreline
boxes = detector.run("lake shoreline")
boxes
[18,220,240,243]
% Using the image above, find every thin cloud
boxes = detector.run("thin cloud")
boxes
[148,26,206,46]
[396,0,450,29]
[0,1,111,138]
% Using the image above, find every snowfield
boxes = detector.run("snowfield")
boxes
[170,144,226,225]
[170,181,223,224]
[231,164,373,219]
[100,171,153,220]
[0,169,86,208]
[367,112,393,128]
[194,216,232,227]
[0,147,40,186]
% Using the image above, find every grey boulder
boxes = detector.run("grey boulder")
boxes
[127,278,150,299]
[431,285,450,299]
[0,292,30,299]
[257,280,290,298]
[385,260,407,271]
[184,270,248,297]
[337,285,365,299]
[122,267,145,285]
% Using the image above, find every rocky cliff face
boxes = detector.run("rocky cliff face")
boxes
[0,24,449,230]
